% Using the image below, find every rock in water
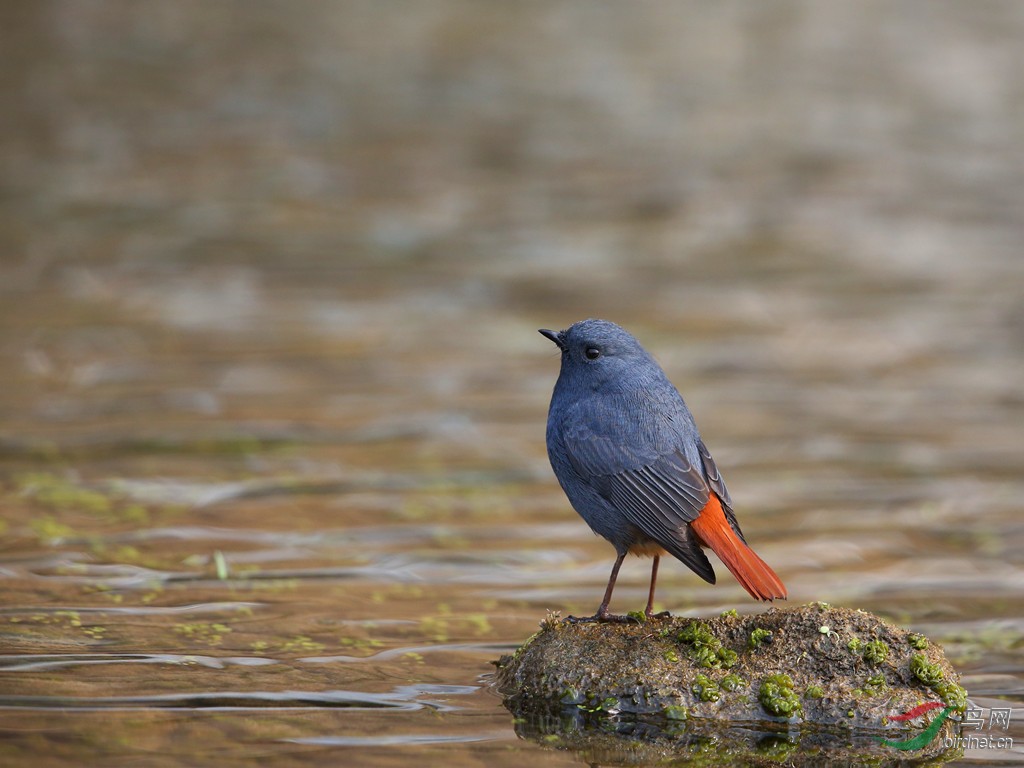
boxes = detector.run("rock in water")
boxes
[495,604,966,764]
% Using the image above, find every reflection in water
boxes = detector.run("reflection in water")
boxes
[509,709,961,766]
[1,2,1022,766]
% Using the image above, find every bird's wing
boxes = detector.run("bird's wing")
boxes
[562,422,716,582]
[696,439,746,544]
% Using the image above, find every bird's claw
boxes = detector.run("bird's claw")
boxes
[566,612,647,624]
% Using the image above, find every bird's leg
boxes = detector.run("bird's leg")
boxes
[644,555,659,616]
[644,556,670,619]
[568,552,631,623]
[595,551,626,620]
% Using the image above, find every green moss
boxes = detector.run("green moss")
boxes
[910,653,944,686]
[17,473,111,515]
[748,627,771,649]
[755,735,798,762]
[907,632,928,650]
[338,636,384,655]
[936,682,967,711]
[118,504,149,524]
[692,644,719,668]
[499,603,968,739]
[720,674,746,692]
[846,637,862,653]
[906,651,964,711]
[855,673,886,698]
[626,610,647,624]
[420,616,450,642]
[16,472,152,525]
[677,620,715,646]
[578,695,598,713]
[677,619,736,669]
[759,674,802,718]
[579,695,620,713]
[663,704,688,720]
[14,609,113,642]
[54,610,82,627]
[174,622,232,646]
[717,648,738,668]
[692,673,720,702]
[862,640,888,664]
[241,577,300,593]
[278,635,325,653]
[720,608,738,618]
[465,613,493,636]
[30,516,76,542]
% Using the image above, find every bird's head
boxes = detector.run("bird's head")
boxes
[539,319,655,390]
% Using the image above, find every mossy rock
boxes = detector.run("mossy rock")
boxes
[496,604,965,764]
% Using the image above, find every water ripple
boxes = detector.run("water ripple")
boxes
[0,653,278,672]
[288,732,504,747]
[0,682,477,711]
[0,602,261,616]
[302,642,514,665]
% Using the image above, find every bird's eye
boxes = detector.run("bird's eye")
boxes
[584,347,602,360]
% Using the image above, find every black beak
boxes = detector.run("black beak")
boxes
[539,328,566,351]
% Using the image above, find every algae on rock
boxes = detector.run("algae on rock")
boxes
[496,604,965,764]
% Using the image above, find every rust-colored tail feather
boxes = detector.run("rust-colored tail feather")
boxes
[690,495,787,601]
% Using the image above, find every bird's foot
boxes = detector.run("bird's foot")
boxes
[645,609,672,620]
[566,611,640,624]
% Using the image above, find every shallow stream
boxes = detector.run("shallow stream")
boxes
[1,4,1022,766]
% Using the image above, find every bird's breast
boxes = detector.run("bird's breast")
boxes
[628,540,669,557]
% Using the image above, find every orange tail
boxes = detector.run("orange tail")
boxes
[690,495,787,601]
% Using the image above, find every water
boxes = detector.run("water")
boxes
[1,3,1022,765]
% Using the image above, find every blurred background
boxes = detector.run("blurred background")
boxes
[1,2,1021,766]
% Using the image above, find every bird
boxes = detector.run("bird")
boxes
[540,319,786,621]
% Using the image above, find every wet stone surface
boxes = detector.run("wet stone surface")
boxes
[498,604,965,761]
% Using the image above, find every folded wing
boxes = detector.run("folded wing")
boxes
[563,427,717,583]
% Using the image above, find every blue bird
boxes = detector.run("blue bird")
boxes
[540,319,787,621]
